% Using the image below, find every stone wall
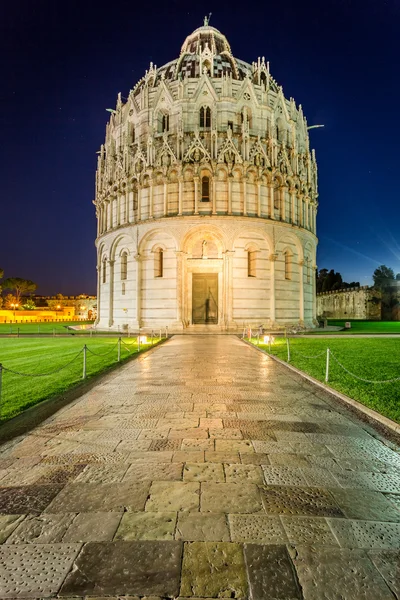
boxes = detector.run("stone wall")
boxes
[317,287,381,320]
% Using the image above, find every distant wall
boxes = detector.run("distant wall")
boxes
[0,307,76,324]
[317,287,381,320]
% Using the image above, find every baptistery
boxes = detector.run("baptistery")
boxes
[94,19,318,331]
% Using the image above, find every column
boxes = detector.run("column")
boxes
[117,195,121,226]
[212,178,217,215]
[134,254,142,328]
[108,259,115,327]
[127,190,133,223]
[280,186,287,222]
[228,176,233,215]
[226,250,234,327]
[175,250,183,324]
[124,191,128,223]
[178,178,183,216]
[138,186,142,222]
[299,195,303,227]
[194,177,199,215]
[268,183,274,219]
[257,180,261,217]
[290,189,296,225]
[95,264,100,325]
[163,181,168,217]
[305,197,310,229]
[299,260,305,324]
[149,178,154,219]
[269,254,277,325]
[312,265,317,322]
[243,177,247,216]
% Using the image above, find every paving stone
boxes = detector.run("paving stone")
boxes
[45,482,150,513]
[114,512,177,540]
[35,464,87,485]
[5,513,75,544]
[172,450,205,463]
[328,518,400,549]
[169,428,209,439]
[115,440,152,452]
[289,545,394,600]
[240,452,270,465]
[385,493,400,512]
[262,466,308,486]
[332,470,376,490]
[62,512,122,542]
[331,488,400,522]
[260,485,344,517]
[368,550,400,599]
[0,514,25,543]
[201,483,263,513]
[176,513,230,541]
[0,465,54,487]
[244,544,302,600]
[229,514,287,544]
[209,428,243,439]
[181,438,214,450]
[149,439,182,451]
[123,462,183,481]
[281,516,339,546]
[183,462,224,482]
[0,543,81,597]
[205,451,240,463]
[362,472,400,493]
[0,485,63,515]
[74,464,129,484]
[269,453,310,468]
[128,451,173,462]
[60,541,182,597]
[252,441,292,454]
[145,482,200,512]
[215,439,254,453]
[289,442,332,456]
[180,541,247,598]
[300,467,340,488]
[224,464,264,484]
[305,455,341,470]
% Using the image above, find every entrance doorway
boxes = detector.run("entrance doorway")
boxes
[192,273,218,324]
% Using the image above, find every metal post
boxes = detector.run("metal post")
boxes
[138,335,141,352]
[151,330,154,345]
[118,337,121,362]
[82,345,87,380]
[286,338,290,362]
[128,326,130,338]
[257,332,259,345]
[159,328,162,340]
[325,348,330,382]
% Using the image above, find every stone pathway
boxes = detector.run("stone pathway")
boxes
[0,335,399,599]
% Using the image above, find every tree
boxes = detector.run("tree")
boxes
[22,299,36,310]
[2,278,37,304]
[4,294,18,309]
[46,293,66,310]
[396,273,400,281]
[372,265,395,291]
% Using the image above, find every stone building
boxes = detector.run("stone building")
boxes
[94,20,318,331]
[317,287,382,320]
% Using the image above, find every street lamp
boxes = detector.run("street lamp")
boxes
[10,303,19,322]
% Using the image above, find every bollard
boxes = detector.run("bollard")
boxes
[159,328,162,340]
[82,345,87,380]
[151,330,154,345]
[325,348,330,382]
[138,335,141,353]
[117,337,121,362]
[286,338,290,362]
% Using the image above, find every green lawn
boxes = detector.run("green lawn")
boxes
[0,336,159,422]
[0,321,94,334]
[311,320,400,334]
[251,337,400,423]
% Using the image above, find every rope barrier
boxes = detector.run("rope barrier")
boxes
[85,343,119,357]
[329,351,400,384]
[1,348,84,377]
[290,348,327,360]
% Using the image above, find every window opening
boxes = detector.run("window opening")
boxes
[248,250,256,277]
[155,248,164,278]
[201,176,210,202]
[121,252,128,280]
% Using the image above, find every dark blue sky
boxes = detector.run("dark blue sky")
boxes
[1,0,399,294]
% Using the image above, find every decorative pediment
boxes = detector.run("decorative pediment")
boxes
[153,79,174,112]
[156,133,177,167]
[236,77,259,107]
[193,76,219,103]
[217,130,242,164]
[132,146,147,173]
[277,146,293,176]
[273,87,290,122]
[249,137,271,167]
[184,132,212,163]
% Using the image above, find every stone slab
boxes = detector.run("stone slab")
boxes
[59,541,182,597]
[114,512,177,540]
[145,482,200,512]
[74,464,129,484]
[201,483,263,513]
[328,518,400,549]
[123,462,183,481]
[368,550,400,599]
[180,541,247,598]
[176,512,230,541]
[0,543,81,597]
[229,514,287,544]
[62,512,122,542]
[0,514,25,543]
[6,513,76,544]
[289,545,394,600]
[260,486,344,517]
[262,466,308,486]
[0,485,63,515]
[224,464,264,484]
[244,544,302,600]
[281,516,339,546]
[183,462,224,482]
[45,482,150,513]
[331,488,400,522]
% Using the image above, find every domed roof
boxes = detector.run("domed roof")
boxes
[153,19,252,83]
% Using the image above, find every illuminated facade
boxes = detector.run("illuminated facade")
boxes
[94,20,318,331]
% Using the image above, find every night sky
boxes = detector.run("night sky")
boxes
[1,0,399,295]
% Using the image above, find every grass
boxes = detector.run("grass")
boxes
[0,321,94,334]
[310,320,400,334]
[250,337,400,423]
[0,336,160,422]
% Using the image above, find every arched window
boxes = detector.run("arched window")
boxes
[201,176,210,202]
[200,106,211,128]
[162,114,169,133]
[284,251,292,280]
[121,252,128,280]
[102,258,107,284]
[154,248,163,278]
[132,125,135,143]
[247,250,256,277]
[132,183,138,210]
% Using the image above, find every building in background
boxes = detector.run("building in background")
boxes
[94,20,318,331]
